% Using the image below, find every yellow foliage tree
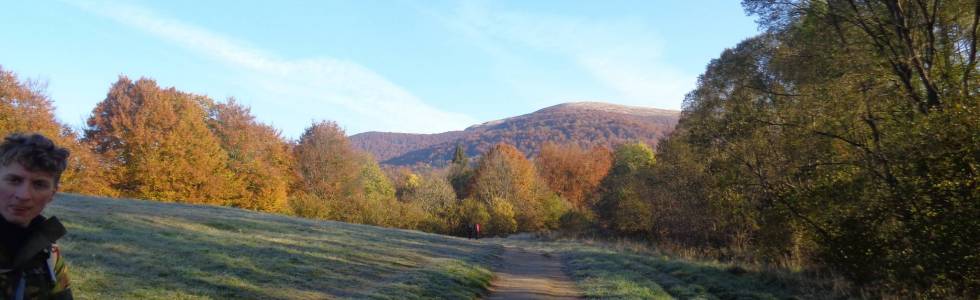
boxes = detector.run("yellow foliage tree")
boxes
[472,143,554,232]
[486,197,517,236]
[206,98,293,212]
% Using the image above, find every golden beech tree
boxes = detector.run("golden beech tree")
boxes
[84,77,239,204]
[206,98,293,212]
[471,143,558,233]
[0,66,114,196]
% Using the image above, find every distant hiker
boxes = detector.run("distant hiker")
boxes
[475,223,481,240]
[0,133,73,299]
[467,223,474,239]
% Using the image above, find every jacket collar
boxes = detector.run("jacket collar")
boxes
[4,216,66,270]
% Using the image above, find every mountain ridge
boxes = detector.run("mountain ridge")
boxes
[350,101,680,167]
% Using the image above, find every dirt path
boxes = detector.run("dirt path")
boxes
[484,245,582,300]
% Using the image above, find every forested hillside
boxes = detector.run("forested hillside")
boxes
[347,131,467,162]
[350,102,680,167]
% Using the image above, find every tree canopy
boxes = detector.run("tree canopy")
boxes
[85,77,240,204]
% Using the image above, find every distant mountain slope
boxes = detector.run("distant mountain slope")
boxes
[350,102,680,167]
[350,131,467,162]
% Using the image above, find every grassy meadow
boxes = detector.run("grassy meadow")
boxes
[45,193,836,300]
[46,193,501,299]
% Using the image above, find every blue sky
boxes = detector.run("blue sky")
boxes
[0,0,760,137]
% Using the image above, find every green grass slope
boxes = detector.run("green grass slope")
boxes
[491,236,834,300]
[45,194,501,300]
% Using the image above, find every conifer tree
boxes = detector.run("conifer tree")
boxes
[448,144,474,200]
[452,143,467,165]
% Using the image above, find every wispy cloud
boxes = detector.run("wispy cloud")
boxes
[439,2,693,109]
[64,0,477,135]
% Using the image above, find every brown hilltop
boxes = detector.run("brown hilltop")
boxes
[349,101,680,167]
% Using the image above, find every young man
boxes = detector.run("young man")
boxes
[0,133,73,299]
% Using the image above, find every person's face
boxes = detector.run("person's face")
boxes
[0,162,57,227]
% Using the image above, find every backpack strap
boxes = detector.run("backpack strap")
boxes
[12,270,25,300]
[45,246,58,283]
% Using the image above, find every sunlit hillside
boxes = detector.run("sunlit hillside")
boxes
[350,102,680,167]
[46,194,500,300]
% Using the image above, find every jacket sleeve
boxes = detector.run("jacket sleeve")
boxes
[49,244,73,299]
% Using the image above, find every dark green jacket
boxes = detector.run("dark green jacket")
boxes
[0,216,72,300]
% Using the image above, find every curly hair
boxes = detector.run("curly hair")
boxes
[0,133,70,185]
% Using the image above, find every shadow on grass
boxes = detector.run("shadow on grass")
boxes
[563,247,808,300]
[47,193,501,299]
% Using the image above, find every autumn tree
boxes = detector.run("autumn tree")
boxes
[642,0,980,295]
[398,170,458,233]
[84,77,239,204]
[471,143,560,233]
[292,121,400,226]
[457,198,490,235]
[596,142,656,236]
[0,66,114,196]
[389,167,422,201]
[0,68,61,136]
[206,98,293,212]
[353,154,399,226]
[746,1,978,294]
[486,198,517,235]
[292,121,360,218]
[535,142,613,212]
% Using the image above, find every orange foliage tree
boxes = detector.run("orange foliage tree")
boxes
[535,142,613,212]
[292,121,360,218]
[0,66,114,196]
[84,77,239,204]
